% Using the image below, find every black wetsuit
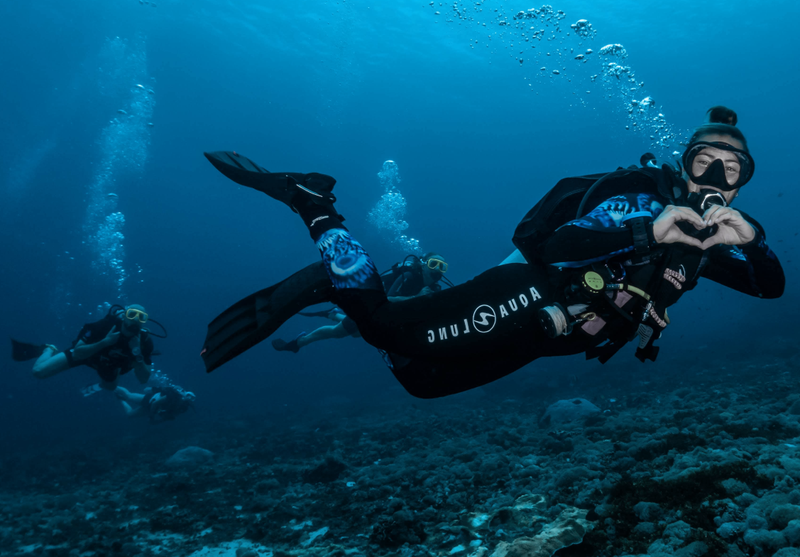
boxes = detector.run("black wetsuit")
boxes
[295,173,784,399]
[68,316,154,383]
[340,261,441,335]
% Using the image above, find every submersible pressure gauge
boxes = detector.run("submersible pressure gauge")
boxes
[579,271,605,296]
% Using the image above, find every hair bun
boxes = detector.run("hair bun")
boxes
[706,106,738,126]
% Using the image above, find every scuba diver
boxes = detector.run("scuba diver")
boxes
[272,253,451,353]
[11,304,166,389]
[200,106,783,399]
[114,384,196,423]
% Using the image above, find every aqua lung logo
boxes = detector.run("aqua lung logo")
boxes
[426,286,542,343]
[472,305,497,333]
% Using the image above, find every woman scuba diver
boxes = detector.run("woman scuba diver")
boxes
[202,106,783,399]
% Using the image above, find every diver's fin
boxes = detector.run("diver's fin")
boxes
[201,261,334,373]
[81,384,103,398]
[11,339,46,362]
[272,332,306,354]
[203,151,337,208]
[297,309,335,319]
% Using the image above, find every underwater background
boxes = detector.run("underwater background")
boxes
[1,1,799,556]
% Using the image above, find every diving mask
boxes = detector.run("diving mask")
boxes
[682,141,754,190]
[426,258,448,273]
[124,307,149,324]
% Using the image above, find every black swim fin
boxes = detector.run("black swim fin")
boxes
[297,309,335,319]
[201,261,334,373]
[203,151,337,208]
[271,332,305,354]
[11,339,46,362]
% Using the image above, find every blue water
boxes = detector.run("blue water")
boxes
[0,0,798,543]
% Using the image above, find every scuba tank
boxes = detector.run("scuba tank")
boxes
[380,255,424,294]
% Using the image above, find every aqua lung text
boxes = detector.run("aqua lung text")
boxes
[426,286,542,343]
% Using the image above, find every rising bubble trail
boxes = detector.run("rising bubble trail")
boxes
[367,161,421,254]
[431,2,682,154]
[84,36,155,299]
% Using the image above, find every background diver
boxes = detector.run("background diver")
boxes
[200,106,783,399]
[114,384,196,423]
[272,253,451,353]
[12,304,166,390]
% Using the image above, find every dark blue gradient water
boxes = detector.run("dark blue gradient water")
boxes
[1,0,797,464]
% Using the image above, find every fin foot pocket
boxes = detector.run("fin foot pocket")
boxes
[272,338,299,353]
[204,151,336,209]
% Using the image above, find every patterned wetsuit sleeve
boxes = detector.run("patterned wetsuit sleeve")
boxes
[701,231,785,298]
[540,193,665,267]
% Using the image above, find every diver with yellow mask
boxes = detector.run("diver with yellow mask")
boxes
[12,304,166,389]
[201,106,783,399]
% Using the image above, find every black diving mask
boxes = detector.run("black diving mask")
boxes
[682,141,754,190]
